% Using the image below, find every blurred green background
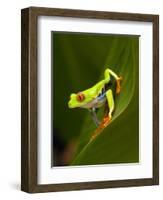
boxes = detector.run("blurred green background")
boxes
[52,32,139,166]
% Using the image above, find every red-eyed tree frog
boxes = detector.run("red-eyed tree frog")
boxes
[68,68,122,130]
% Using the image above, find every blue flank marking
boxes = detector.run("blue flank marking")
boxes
[97,92,106,101]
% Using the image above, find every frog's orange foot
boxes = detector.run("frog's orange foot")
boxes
[116,85,121,94]
[116,76,123,94]
[89,116,111,142]
[100,116,111,129]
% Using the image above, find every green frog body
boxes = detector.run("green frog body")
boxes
[68,68,122,127]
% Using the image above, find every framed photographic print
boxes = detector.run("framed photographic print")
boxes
[21,7,159,193]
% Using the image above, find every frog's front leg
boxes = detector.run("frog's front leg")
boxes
[100,89,114,128]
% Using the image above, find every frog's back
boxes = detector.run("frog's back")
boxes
[83,79,105,97]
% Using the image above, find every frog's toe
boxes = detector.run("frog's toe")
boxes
[100,116,111,128]
[116,86,121,94]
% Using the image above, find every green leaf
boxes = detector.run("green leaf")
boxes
[71,37,139,165]
[53,33,139,166]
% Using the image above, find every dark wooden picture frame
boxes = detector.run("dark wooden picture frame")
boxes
[21,7,159,193]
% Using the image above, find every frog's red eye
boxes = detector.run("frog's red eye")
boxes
[76,92,85,102]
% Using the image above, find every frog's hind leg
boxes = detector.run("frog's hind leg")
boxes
[100,89,114,128]
[89,90,115,142]
[106,89,114,119]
